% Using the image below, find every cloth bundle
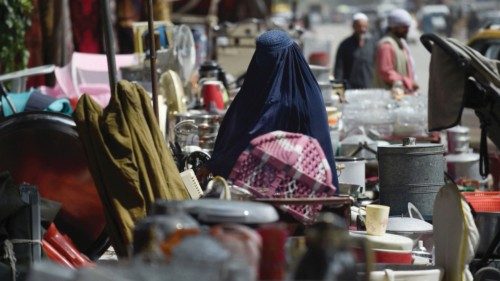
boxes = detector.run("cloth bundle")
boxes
[229,131,337,223]
[74,80,189,257]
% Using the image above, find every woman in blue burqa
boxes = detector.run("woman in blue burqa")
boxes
[206,29,339,188]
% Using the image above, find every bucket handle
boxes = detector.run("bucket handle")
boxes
[408,202,425,221]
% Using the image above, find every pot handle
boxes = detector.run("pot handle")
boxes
[408,202,425,221]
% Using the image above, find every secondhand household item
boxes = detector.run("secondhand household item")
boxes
[446,126,471,154]
[179,199,279,225]
[365,204,390,236]
[229,131,337,224]
[201,80,225,111]
[0,112,108,260]
[386,216,433,249]
[462,191,500,258]
[378,137,445,220]
[350,231,414,265]
[445,152,483,184]
[433,183,479,281]
[358,264,443,281]
[421,33,500,179]
[336,156,366,189]
[339,132,377,160]
[294,213,366,281]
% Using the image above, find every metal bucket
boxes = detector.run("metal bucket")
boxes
[378,138,445,220]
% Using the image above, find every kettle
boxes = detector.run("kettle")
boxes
[199,60,229,89]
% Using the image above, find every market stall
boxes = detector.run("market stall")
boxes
[1,1,500,281]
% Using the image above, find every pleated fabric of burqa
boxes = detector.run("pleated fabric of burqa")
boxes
[74,80,189,257]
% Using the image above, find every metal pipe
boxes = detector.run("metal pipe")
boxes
[147,0,159,122]
[99,0,117,96]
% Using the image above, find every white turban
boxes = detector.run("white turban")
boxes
[388,8,412,27]
[352,12,368,22]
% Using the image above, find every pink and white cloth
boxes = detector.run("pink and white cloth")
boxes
[229,131,337,223]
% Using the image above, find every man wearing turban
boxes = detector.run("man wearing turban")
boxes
[373,8,419,93]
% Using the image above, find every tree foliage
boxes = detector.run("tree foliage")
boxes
[0,0,33,74]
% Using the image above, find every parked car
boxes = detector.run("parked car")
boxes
[417,5,451,36]
[468,25,500,60]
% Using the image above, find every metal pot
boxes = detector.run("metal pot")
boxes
[446,126,470,154]
[445,152,483,183]
[336,157,366,189]
[378,137,445,220]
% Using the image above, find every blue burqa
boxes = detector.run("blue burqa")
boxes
[208,30,339,188]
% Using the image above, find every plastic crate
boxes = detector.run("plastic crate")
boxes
[463,194,500,213]
[462,191,500,198]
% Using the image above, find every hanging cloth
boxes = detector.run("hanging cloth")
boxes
[74,80,189,257]
[208,29,339,188]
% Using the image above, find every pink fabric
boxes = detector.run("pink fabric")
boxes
[229,131,336,223]
[78,84,111,107]
[376,42,417,91]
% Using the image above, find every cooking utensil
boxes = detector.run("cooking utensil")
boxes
[378,137,445,220]
[181,199,279,225]
[446,125,470,154]
[445,152,483,183]
[350,231,414,265]
[336,156,366,189]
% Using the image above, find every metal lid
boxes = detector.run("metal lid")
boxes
[445,152,480,163]
[199,60,220,72]
[349,231,414,251]
[386,217,433,233]
[182,199,279,224]
[377,139,444,155]
[335,156,365,162]
[447,125,469,134]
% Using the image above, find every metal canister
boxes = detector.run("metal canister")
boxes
[446,126,470,154]
[378,138,445,220]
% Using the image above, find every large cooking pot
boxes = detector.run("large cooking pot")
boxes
[378,138,445,220]
[0,112,109,259]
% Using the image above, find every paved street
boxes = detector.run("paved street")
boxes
[312,23,492,151]
[312,23,430,95]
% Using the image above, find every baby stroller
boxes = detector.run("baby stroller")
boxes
[420,33,500,277]
[420,33,500,177]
